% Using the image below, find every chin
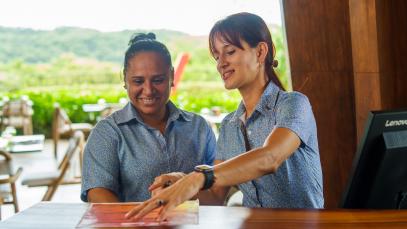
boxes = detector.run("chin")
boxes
[223,82,237,90]
[132,103,157,114]
[140,107,160,114]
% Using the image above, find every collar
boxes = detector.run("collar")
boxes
[116,100,192,125]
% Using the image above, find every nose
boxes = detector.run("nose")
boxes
[142,81,155,95]
[216,55,228,72]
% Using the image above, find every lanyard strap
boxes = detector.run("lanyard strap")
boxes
[240,121,251,151]
[240,120,263,207]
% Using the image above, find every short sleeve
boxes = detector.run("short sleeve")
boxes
[204,121,216,165]
[80,120,121,202]
[275,92,315,146]
[215,118,230,161]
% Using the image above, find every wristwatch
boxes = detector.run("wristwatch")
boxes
[194,164,215,190]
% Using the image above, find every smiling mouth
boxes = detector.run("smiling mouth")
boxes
[222,70,234,81]
[137,97,159,105]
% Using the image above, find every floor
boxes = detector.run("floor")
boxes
[1,139,82,220]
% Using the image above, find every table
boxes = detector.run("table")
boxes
[82,103,125,121]
[82,104,108,113]
[0,135,45,153]
[2,202,407,228]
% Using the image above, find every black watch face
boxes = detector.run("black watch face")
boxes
[195,164,213,172]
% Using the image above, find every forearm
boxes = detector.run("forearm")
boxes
[213,147,272,187]
[213,127,300,188]
[87,188,120,203]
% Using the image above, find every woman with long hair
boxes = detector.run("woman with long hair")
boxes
[126,12,324,221]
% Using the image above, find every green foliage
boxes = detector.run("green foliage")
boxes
[2,85,127,136]
[0,25,290,136]
[1,84,240,136]
[0,55,122,91]
[270,26,290,89]
[173,82,241,112]
[0,25,289,87]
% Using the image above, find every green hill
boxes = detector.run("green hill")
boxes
[0,26,200,64]
[0,25,288,91]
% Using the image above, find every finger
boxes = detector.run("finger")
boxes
[149,181,164,191]
[150,176,173,191]
[132,200,161,221]
[125,201,148,219]
[151,187,163,197]
[163,180,172,188]
[157,201,176,222]
[149,175,167,190]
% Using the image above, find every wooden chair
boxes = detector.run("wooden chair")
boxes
[52,104,92,159]
[0,150,23,213]
[22,131,85,201]
[1,98,33,135]
[99,104,123,120]
[0,195,3,220]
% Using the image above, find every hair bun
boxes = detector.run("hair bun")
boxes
[272,59,278,68]
[129,33,156,46]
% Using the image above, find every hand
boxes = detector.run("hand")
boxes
[149,172,186,197]
[125,172,204,221]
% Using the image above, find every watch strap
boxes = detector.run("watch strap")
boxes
[201,169,215,190]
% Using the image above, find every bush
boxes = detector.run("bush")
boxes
[1,83,241,137]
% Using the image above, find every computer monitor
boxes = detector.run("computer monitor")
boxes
[341,109,407,209]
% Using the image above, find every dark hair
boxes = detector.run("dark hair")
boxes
[123,32,173,76]
[209,12,284,90]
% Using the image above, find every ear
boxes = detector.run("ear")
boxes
[256,42,269,64]
[123,75,128,89]
[169,67,175,87]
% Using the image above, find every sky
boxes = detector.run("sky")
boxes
[0,0,282,35]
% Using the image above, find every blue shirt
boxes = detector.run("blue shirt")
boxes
[81,101,216,202]
[216,82,324,208]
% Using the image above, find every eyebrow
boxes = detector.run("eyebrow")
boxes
[129,73,167,78]
[213,43,232,54]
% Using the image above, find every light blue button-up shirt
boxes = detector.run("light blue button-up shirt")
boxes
[81,101,216,202]
[216,82,324,208]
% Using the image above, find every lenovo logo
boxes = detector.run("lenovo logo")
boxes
[385,119,407,127]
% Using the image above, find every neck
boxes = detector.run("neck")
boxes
[239,74,268,119]
[140,107,168,134]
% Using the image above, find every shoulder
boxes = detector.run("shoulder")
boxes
[220,110,237,126]
[180,109,200,120]
[219,111,236,133]
[274,91,315,125]
[88,117,120,142]
[177,108,213,129]
[94,116,118,130]
[278,91,311,108]
[275,91,312,115]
